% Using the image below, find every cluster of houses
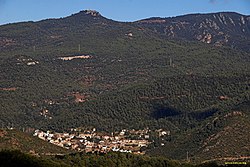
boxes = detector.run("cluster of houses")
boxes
[33,128,170,154]
[16,57,39,66]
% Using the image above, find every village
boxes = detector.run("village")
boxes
[33,128,170,155]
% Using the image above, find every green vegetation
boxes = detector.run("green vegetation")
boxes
[0,150,65,167]
[0,150,224,167]
[0,129,70,155]
[147,102,250,163]
[136,12,250,53]
[0,11,249,163]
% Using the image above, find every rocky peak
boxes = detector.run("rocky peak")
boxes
[64,10,105,24]
[83,10,101,17]
[68,10,102,19]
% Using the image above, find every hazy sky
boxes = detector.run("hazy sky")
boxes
[0,0,249,25]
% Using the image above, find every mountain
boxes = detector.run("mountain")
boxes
[0,10,249,163]
[1,11,249,53]
[0,10,114,52]
[136,12,250,52]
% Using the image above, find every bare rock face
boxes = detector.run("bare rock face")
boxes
[201,33,212,44]
[136,12,250,52]
[84,10,101,17]
[0,37,16,48]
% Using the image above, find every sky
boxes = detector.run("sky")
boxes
[0,0,249,25]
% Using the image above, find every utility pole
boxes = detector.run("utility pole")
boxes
[78,44,81,52]
[187,151,190,162]
[169,57,172,67]
[185,111,188,123]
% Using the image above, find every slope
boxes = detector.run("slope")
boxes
[136,12,250,52]
[0,10,249,162]
[147,101,250,164]
[0,10,249,130]
[0,129,70,155]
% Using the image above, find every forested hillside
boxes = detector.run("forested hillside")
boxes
[0,129,70,154]
[0,10,249,162]
[0,149,224,167]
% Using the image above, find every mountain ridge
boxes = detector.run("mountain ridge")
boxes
[1,10,250,53]
[137,11,248,20]
[136,12,250,52]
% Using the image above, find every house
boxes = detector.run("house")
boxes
[127,33,133,37]
[27,61,39,66]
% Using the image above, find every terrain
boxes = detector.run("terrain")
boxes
[0,10,249,164]
[0,129,70,156]
[0,149,223,167]
[136,12,250,52]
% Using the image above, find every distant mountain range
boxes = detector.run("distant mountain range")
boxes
[0,10,249,164]
[1,10,250,52]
